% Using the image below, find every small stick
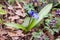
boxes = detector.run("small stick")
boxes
[15,0,22,8]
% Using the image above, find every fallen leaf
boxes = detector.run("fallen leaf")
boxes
[15,10,26,17]
[8,6,13,10]
[8,15,20,21]
[8,30,25,37]
[16,19,24,24]
[6,26,16,31]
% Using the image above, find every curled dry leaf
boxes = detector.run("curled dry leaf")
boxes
[15,0,26,17]
[8,30,25,37]
[0,29,7,36]
[5,26,16,31]
[16,19,24,24]
[12,36,19,40]
[8,15,20,21]
[15,10,26,17]
[8,11,15,16]
[13,6,21,9]
[8,6,13,10]
[0,36,6,40]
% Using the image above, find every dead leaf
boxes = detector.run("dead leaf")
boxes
[0,37,5,40]
[8,11,15,15]
[15,10,26,17]
[8,30,25,37]
[8,6,13,10]
[8,15,20,21]
[16,19,24,24]
[12,36,19,40]
[0,29,7,36]
[6,26,16,31]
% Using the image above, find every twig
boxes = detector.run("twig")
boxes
[15,0,22,8]
[15,0,26,17]
[45,31,55,40]
[30,36,33,40]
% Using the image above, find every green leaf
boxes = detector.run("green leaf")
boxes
[0,4,7,15]
[53,29,59,33]
[18,0,24,2]
[27,4,53,31]
[0,9,7,14]
[45,26,54,35]
[23,3,34,13]
[32,30,43,38]
[4,22,26,31]
[22,17,30,27]
[0,19,3,23]
[8,0,15,4]
[44,36,49,40]
[0,4,5,9]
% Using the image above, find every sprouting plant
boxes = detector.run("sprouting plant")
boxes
[44,12,60,35]
[23,3,34,13]
[32,30,43,40]
[31,30,49,40]
[32,30,43,38]
[4,4,52,32]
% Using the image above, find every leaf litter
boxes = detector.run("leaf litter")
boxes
[0,0,60,40]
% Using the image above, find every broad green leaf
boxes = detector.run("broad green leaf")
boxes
[0,19,3,23]
[0,4,5,9]
[0,4,7,14]
[4,22,26,31]
[22,17,30,27]
[0,9,7,14]
[27,4,53,31]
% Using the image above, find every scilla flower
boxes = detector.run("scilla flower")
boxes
[56,9,60,16]
[49,19,56,27]
[28,10,39,19]
[33,0,38,2]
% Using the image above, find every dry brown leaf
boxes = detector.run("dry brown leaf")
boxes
[12,36,19,40]
[16,19,24,24]
[0,29,7,36]
[8,11,15,15]
[8,6,13,10]
[15,0,26,17]
[15,10,26,17]
[8,30,25,37]
[8,15,20,21]
[5,26,16,31]
[0,37,5,40]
